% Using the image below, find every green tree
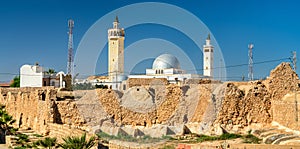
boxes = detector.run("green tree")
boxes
[44,68,56,75]
[10,76,20,87]
[0,105,16,143]
[15,133,29,146]
[59,133,95,149]
[35,137,57,149]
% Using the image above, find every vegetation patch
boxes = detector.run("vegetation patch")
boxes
[159,145,175,149]
[174,133,243,143]
[242,133,261,144]
[32,133,43,138]
[195,133,242,142]
[97,131,170,144]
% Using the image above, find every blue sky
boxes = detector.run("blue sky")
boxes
[0,0,300,82]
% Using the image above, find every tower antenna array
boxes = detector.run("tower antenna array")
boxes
[67,19,74,75]
[248,43,254,81]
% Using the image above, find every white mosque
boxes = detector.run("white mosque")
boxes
[91,17,214,90]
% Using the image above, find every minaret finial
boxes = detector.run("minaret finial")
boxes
[114,16,119,23]
[207,33,210,40]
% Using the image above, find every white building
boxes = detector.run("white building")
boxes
[129,54,202,84]
[20,64,65,88]
[20,64,43,87]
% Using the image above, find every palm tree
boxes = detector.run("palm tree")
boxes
[0,105,16,143]
[36,137,57,149]
[45,69,56,75]
[59,133,95,149]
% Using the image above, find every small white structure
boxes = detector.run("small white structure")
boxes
[56,71,66,88]
[203,34,214,78]
[20,64,43,87]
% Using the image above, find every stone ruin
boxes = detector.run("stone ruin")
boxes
[0,62,300,142]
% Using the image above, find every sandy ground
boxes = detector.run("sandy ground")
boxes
[0,144,7,149]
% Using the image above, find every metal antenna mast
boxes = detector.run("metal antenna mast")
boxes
[293,51,297,71]
[67,19,74,75]
[292,51,298,122]
[248,43,254,81]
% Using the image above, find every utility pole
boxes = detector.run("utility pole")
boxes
[293,51,298,122]
[248,43,254,81]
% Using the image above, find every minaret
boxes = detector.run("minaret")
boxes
[108,16,125,82]
[203,34,214,78]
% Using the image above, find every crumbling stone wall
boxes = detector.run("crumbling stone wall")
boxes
[266,62,299,101]
[191,85,212,122]
[1,62,300,139]
[55,101,85,125]
[97,89,156,126]
[214,62,299,132]
[272,99,300,131]
[127,78,168,88]
[215,81,272,128]
[267,63,300,131]
[97,84,182,126]
[0,87,52,134]
[156,84,182,123]
[0,87,85,136]
[47,123,85,141]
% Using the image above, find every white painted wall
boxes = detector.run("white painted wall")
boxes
[20,64,43,87]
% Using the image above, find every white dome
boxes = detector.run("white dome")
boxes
[152,54,180,69]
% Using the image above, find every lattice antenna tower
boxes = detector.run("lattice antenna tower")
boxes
[248,43,254,81]
[293,51,297,72]
[67,19,74,75]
